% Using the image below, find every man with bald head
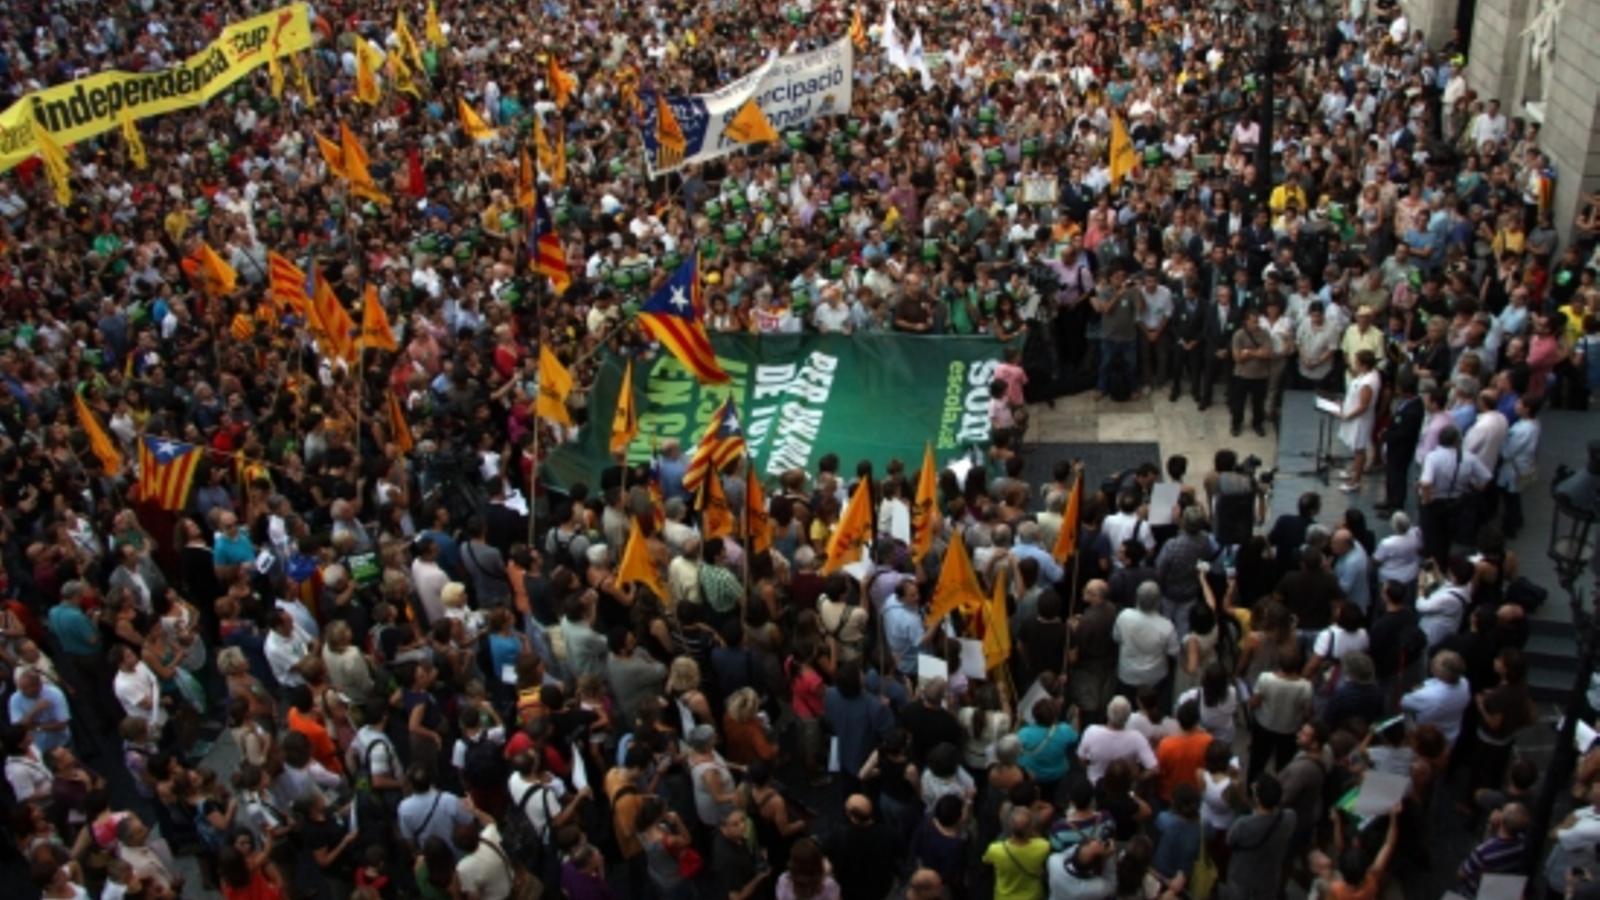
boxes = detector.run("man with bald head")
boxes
[1069,579,1119,725]
[1330,528,1372,615]
[822,794,903,900]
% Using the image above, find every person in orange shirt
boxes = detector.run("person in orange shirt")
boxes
[1154,701,1212,802]
[285,685,343,775]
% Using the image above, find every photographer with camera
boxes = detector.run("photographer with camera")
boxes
[1204,450,1269,551]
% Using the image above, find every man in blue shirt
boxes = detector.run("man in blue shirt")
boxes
[212,511,256,572]
[1011,522,1065,585]
[883,580,935,676]
[8,668,71,753]
[46,581,100,658]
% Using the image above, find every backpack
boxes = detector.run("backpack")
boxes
[462,733,510,796]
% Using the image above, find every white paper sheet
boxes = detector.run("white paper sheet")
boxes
[1315,395,1342,416]
[500,664,518,685]
[570,741,590,792]
[827,737,841,773]
[1018,678,1051,724]
[1148,483,1181,526]
[918,654,950,687]
[1350,771,1410,818]
[959,639,987,680]
[1576,718,1598,752]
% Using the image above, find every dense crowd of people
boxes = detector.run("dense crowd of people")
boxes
[2,0,1600,899]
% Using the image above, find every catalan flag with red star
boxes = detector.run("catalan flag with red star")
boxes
[528,192,570,295]
[681,397,745,495]
[637,254,729,385]
[136,436,204,511]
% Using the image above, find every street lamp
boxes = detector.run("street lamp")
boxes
[1526,441,1600,882]
[1548,441,1600,589]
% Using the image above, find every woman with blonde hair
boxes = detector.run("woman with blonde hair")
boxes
[722,687,777,765]
[666,656,713,736]
[439,582,484,640]
[320,620,375,706]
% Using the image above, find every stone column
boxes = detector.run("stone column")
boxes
[1468,0,1532,104]
[1539,0,1600,242]
[1400,0,1460,47]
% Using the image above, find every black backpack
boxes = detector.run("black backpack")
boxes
[461,734,509,796]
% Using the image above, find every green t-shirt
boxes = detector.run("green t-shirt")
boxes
[983,837,1050,900]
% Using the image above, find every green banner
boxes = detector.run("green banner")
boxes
[545,334,1008,489]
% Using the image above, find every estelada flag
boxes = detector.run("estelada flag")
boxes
[924,526,986,626]
[697,469,734,540]
[267,251,310,313]
[637,254,728,385]
[547,55,577,109]
[359,284,398,351]
[746,468,772,554]
[850,8,868,50]
[136,435,203,511]
[387,392,414,453]
[74,392,123,475]
[616,517,666,599]
[681,397,745,495]
[535,345,574,427]
[610,359,639,455]
[911,441,940,562]
[458,98,497,142]
[1051,472,1083,564]
[725,99,778,145]
[527,192,570,295]
[823,477,873,575]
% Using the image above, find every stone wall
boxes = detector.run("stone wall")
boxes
[1537,0,1600,241]
[1467,0,1530,104]
[1401,0,1459,47]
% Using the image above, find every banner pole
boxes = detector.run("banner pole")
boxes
[527,284,543,550]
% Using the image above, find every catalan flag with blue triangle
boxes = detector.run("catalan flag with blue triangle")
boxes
[136,436,204,511]
[528,192,571,295]
[638,254,728,386]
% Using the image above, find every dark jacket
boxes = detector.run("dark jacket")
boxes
[1203,302,1243,352]
[1169,296,1207,345]
[1385,394,1425,455]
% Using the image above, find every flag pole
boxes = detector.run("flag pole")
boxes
[1061,470,1083,679]
[527,283,544,550]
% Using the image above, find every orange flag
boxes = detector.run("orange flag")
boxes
[339,122,390,205]
[981,565,1011,669]
[387,393,414,453]
[315,132,347,180]
[823,478,873,575]
[925,527,986,627]
[910,441,940,562]
[698,471,734,540]
[547,55,577,108]
[310,271,357,363]
[616,517,667,599]
[746,468,772,554]
[359,284,398,351]
[74,393,123,475]
[1051,472,1083,564]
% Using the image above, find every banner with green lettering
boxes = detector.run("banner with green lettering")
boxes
[545,334,1007,489]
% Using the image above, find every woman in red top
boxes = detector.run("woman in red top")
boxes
[787,641,829,786]
[217,832,285,900]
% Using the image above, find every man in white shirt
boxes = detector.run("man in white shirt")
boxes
[1112,583,1179,693]
[352,700,404,793]
[263,610,315,689]
[1471,99,1507,150]
[455,820,515,900]
[1400,650,1472,745]
[668,537,704,607]
[1544,783,1600,892]
[411,537,451,623]
[813,286,855,333]
[1463,389,1508,472]
[1101,493,1155,568]
[1417,426,1492,563]
[1137,271,1173,391]
[112,644,166,731]
[1076,696,1157,783]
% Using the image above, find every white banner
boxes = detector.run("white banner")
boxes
[642,37,853,178]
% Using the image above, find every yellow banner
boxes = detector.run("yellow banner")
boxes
[0,4,312,173]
